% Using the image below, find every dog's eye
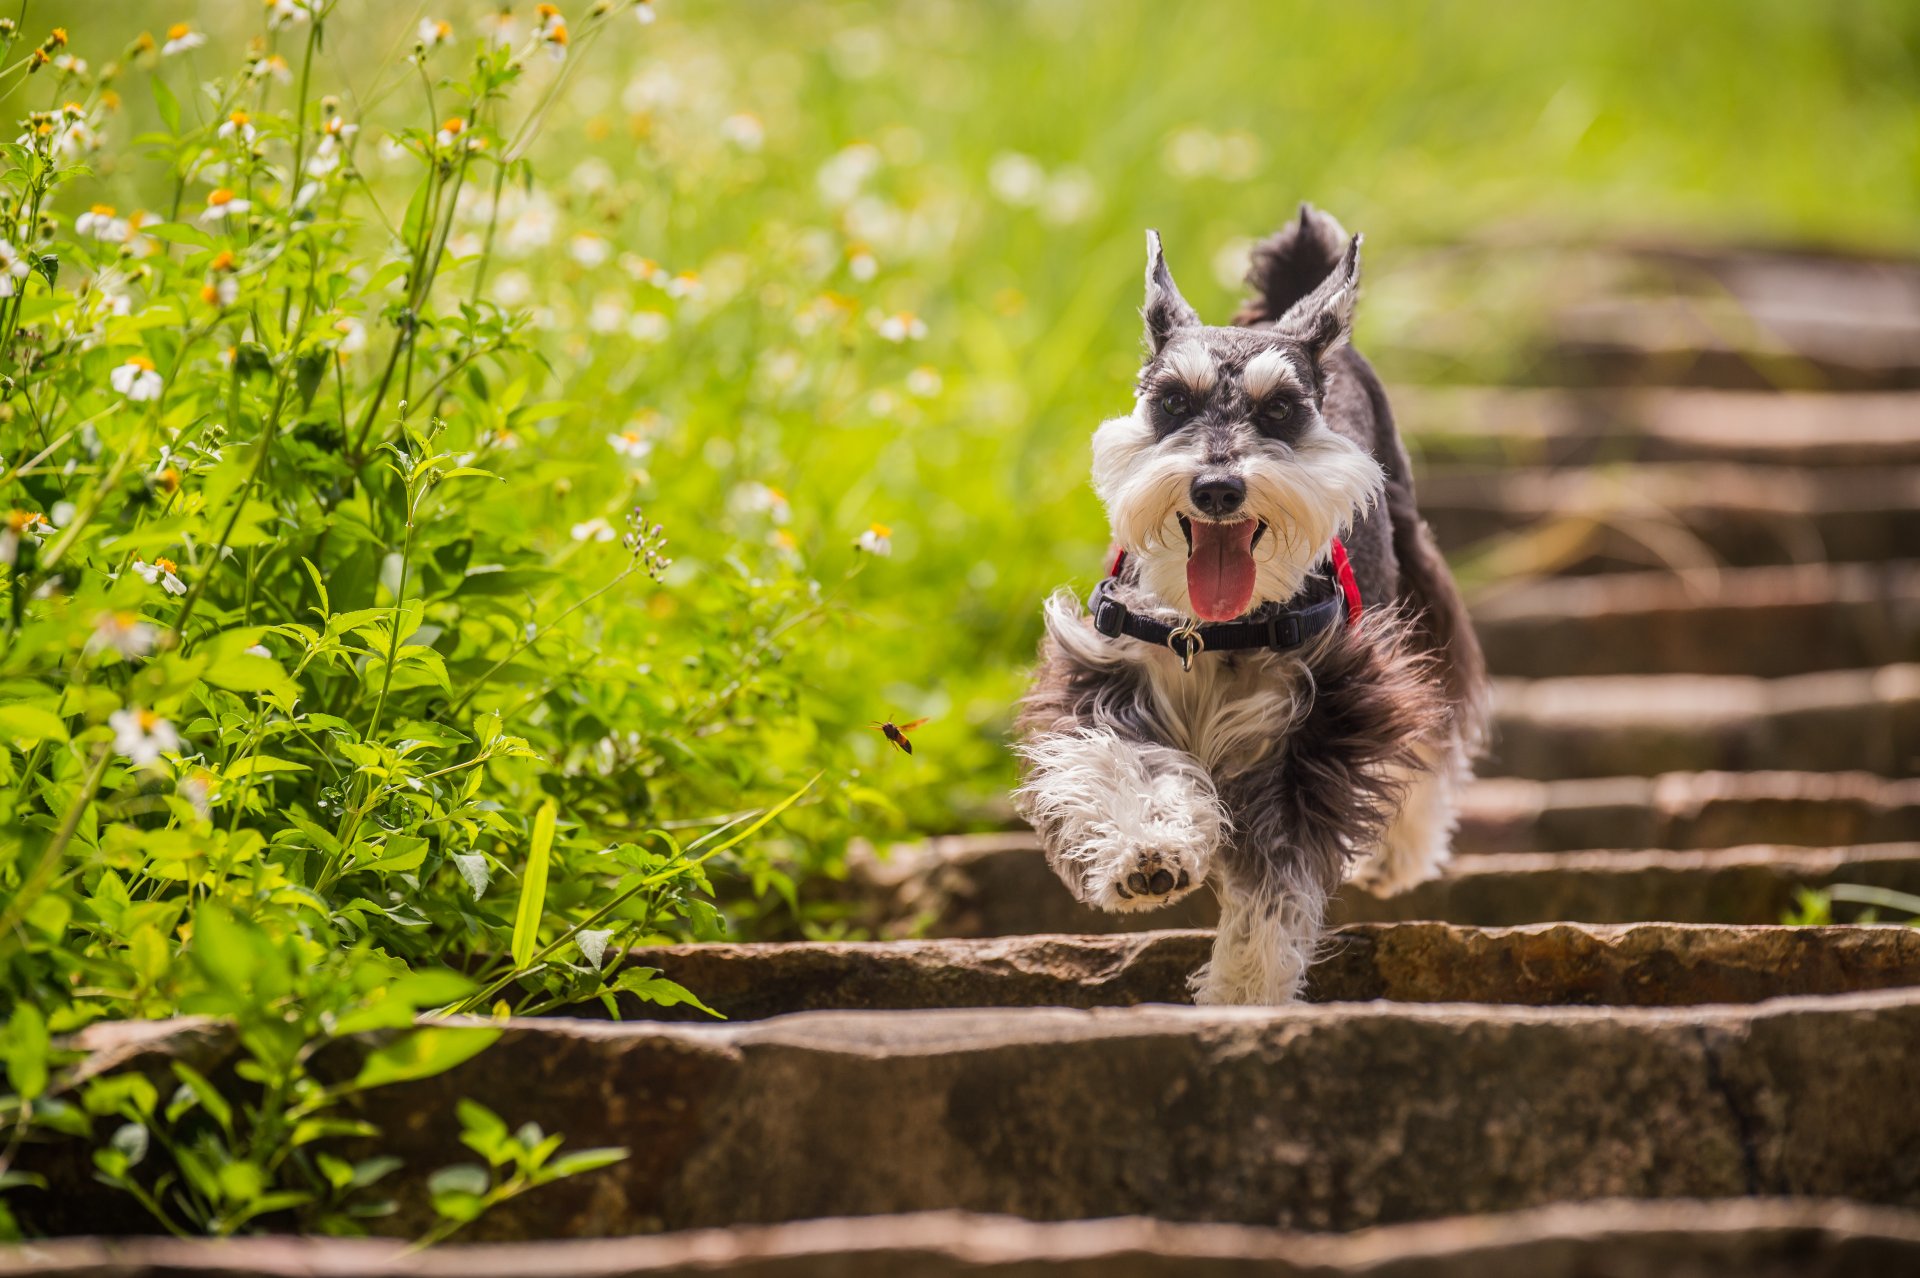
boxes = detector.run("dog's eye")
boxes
[1159,392,1192,419]
[1264,401,1293,424]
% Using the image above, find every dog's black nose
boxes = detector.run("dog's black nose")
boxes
[1191,476,1246,517]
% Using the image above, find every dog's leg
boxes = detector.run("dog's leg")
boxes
[1191,855,1330,1005]
[1016,727,1224,914]
[1352,737,1464,895]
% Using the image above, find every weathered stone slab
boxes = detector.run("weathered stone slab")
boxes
[22,993,1920,1238]
[847,834,1920,938]
[1488,665,1920,779]
[8,1200,1920,1275]
[592,924,1920,1018]
[1473,562,1920,678]
[1459,771,1920,854]
[1339,845,1920,927]
[1419,464,1920,568]
[1400,385,1920,469]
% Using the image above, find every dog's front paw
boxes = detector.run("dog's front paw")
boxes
[1100,847,1205,912]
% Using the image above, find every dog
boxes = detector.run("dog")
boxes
[1015,205,1489,1004]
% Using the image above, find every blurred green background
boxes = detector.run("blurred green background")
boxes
[31,0,1920,855]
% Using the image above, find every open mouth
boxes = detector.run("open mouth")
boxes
[1177,515,1267,622]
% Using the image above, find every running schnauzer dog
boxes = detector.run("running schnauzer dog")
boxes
[1015,205,1489,1005]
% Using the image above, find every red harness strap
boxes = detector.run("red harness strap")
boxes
[1103,538,1365,624]
[1328,536,1364,625]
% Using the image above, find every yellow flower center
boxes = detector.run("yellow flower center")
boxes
[137,709,159,731]
[210,250,235,271]
[6,510,32,533]
[154,557,178,575]
[441,117,464,135]
[869,523,892,538]
[167,23,191,40]
[128,355,156,372]
[208,188,235,206]
[229,110,249,125]
[158,466,182,492]
[90,203,115,216]
[547,23,568,44]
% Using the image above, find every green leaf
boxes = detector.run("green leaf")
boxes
[356,835,428,875]
[613,969,722,1019]
[0,703,68,743]
[510,800,558,968]
[152,75,181,134]
[546,1147,630,1178]
[4,1005,50,1100]
[170,1062,233,1137]
[224,755,310,781]
[351,1027,500,1091]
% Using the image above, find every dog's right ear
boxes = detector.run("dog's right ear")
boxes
[1142,230,1200,356]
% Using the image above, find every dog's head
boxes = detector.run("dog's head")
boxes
[1091,228,1384,621]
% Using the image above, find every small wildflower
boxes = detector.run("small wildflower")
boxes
[906,366,944,398]
[568,232,610,267]
[769,528,800,563]
[333,316,367,356]
[720,112,764,152]
[874,311,928,343]
[52,53,87,76]
[490,428,521,450]
[110,707,181,768]
[570,517,616,542]
[198,188,251,226]
[111,355,163,401]
[0,240,29,297]
[736,482,791,524]
[244,644,272,659]
[847,244,878,281]
[89,611,158,659]
[419,17,453,46]
[265,0,310,29]
[217,109,255,143]
[535,4,569,59]
[634,0,657,23]
[249,52,292,83]
[155,461,183,492]
[435,116,466,149]
[665,271,703,300]
[479,9,516,46]
[855,523,893,556]
[606,429,653,461]
[161,23,206,56]
[132,556,187,596]
[76,204,130,242]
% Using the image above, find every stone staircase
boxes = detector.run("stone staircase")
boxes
[8,241,1920,1274]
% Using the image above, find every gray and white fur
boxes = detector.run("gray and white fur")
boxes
[1015,205,1489,1004]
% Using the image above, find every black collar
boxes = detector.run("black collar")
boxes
[1089,576,1344,670]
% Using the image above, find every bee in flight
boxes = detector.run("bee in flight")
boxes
[870,716,929,755]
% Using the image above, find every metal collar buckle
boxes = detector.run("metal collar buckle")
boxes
[1168,620,1205,672]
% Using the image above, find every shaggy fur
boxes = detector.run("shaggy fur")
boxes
[1014,205,1488,1004]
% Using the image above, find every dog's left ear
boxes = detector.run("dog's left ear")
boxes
[1275,233,1361,372]
[1142,230,1201,355]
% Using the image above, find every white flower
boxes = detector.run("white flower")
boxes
[0,240,29,298]
[535,4,569,59]
[606,430,653,460]
[720,113,764,152]
[53,54,88,76]
[906,366,944,398]
[217,110,256,143]
[734,482,790,524]
[245,644,272,658]
[435,117,467,150]
[111,357,163,401]
[847,247,877,281]
[491,269,532,306]
[571,517,616,542]
[333,316,367,355]
[568,232,610,268]
[633,0,656,23]
[855,522,893,556]
[88,611,158,658]
[816,142,881,205]
[587,295,627,334]
[198,189,250,226]
[251,54,293,84]
[76,205,130,242]
[111,707,181,768]
[265,0,310,29]
[626,310,670,343]
[874,311,927,343]
[479,10,517,46]
[664,272,703,300]
[161,24,207,55]
[418,17,453,47]
[132,556,187,596]
[988,152,1046,207]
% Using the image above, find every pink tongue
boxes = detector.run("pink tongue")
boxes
[1186,521,1259,621]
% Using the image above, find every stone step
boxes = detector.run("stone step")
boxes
[1419,464,1920,570]
[594,924,1920,1019]
[847,835,1920,938]
[26,994,1920,1236]
[1487,665,1920,780]
[1544,245,1920,391]
[1400,385,1920,469]
[1472,562,1920,678]
[1459,771,1920,854]
[8,1200,1920,1275]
